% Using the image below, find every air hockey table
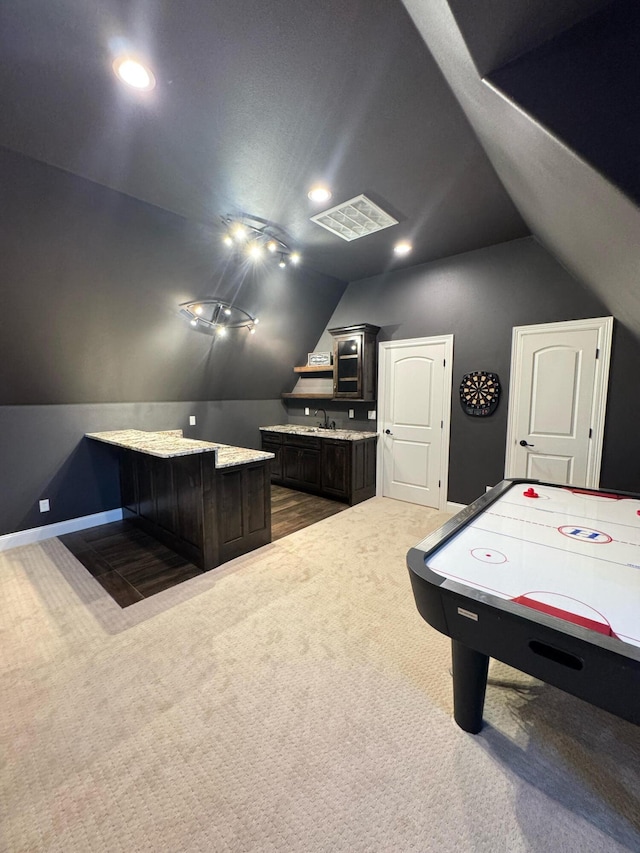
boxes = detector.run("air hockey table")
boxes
[406,479,640,734]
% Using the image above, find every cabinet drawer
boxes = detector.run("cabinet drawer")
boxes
[286,434,322,450]
[260,431,283,445]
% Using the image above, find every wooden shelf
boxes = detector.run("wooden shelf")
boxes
[293,365,333,374]
[282,392,333,399]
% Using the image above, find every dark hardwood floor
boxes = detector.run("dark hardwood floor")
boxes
[270,484,348,540]
[60,486,349,608]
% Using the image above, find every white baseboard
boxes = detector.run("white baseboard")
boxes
[0,508,124,552]
[446,501,466,514]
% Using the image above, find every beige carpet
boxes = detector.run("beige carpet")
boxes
[1,496,639,852]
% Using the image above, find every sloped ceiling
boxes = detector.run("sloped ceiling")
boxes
[0,0,528,284]
[446,0,611,77]
[402,0,640,339]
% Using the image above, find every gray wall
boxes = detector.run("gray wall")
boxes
[0,146,346,404]
[301,237,640,504]
[0,400,286,536]
[0,147,346,536]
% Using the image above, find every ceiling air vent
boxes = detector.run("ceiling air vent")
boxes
[310,194,398,241]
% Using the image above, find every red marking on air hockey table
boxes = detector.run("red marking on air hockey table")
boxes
[426,484,640,647]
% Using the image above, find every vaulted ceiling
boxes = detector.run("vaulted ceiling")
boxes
[1,0,638,340]
[402,0,640,338]
[0,0,528,283]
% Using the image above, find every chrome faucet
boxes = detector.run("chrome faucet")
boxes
[314,408,329,429]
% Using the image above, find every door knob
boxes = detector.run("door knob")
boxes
[519,439,534,447]
[385,429,393,435]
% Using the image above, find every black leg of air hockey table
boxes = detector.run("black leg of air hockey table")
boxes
[451,640,490,733]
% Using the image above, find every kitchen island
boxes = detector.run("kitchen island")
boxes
[87,429,274,571]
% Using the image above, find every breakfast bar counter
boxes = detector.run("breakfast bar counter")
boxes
[87,430,274,572]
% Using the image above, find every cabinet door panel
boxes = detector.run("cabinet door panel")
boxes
[246,465,269,534]
[219,468,244,544]
[322,441,349,497]
[262,438,283,481]
[282,446,301,482]
[334,335,362,397]
[174,456,202,547]
[154,458,175,532]
[120,451,138,513]
[300,449,321,488]
[137,456,155,522]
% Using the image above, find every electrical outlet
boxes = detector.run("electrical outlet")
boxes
[348,409,354,419]
[39,499,50,513]
[304,407,310,416]
[367,410,376,420]
[189,415,196,425]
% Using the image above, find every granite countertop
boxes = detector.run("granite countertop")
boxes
[260,424,378,441]
[86,429,274,468]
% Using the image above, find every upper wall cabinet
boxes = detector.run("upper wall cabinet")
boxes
[329,324,380,401]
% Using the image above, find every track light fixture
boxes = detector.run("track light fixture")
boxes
[180,300,258,335]
[220,214,300,268]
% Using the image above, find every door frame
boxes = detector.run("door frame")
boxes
[504,316,614,488]
[377,335,454,510]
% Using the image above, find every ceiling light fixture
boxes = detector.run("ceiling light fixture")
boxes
[393,240,413,256]
[180,300,258,334]
[112,56,156,91]
[221,214,300,268]
[307,185,332,203]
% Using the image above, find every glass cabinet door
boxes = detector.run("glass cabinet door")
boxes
[329,323,380,401]
[334,334,363,396]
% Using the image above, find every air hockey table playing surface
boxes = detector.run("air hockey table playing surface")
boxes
[406,479,640,733]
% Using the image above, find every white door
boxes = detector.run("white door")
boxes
[378,336,453,509]
[505,317,613,487]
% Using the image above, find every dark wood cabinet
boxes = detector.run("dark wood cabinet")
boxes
[282,435,322,491]
[261,434,283,480]
[281,323,380,401]
[214,463,272,564]
[329,323,380,401]
[261,430,377,505]
[118,449,271,571]
[321,439,350,499]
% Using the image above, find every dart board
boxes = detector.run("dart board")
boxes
[459,372,501,417]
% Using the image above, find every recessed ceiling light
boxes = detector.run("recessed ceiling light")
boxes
[307,185,332,203]
[393,240,412,256]
[113,57,156,91]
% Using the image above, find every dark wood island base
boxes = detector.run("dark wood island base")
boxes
[88,430,274,572]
